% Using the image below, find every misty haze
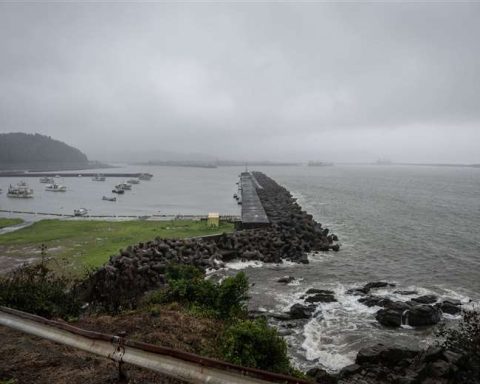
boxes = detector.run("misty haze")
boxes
[0,2,479,384]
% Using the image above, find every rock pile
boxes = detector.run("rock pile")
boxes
[309,344,474,384]
[346,283,463,328]
[82,172,339,309]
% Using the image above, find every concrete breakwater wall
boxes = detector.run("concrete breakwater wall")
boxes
[83,172,340,308]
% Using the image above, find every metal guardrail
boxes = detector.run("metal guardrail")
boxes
[0,306,310,384]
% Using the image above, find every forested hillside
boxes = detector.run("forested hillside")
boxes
[0,133,89,169]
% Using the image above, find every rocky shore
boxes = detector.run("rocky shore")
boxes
[83,172,340,308]
[307,341,478,384]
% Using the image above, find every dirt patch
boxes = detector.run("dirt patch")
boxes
[0,304,224,384]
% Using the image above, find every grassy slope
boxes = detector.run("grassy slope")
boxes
[0,218,24,229]
[0,219,233,274]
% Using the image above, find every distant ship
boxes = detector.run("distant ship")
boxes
[308,161,334,167]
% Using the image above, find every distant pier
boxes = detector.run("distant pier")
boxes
[0,172,147,178]
[238,172,270,229]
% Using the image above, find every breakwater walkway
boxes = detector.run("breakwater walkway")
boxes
[239,172,270,229]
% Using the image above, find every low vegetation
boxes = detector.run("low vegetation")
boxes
[0,255,81,319]
[437,309,480,382]
[145,264,249,320]
[221,317,293,374]
[0,219,233,274]
[0,218,23,229]
[145,264,297,375]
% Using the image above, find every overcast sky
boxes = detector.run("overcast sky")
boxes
[1,2,479,163]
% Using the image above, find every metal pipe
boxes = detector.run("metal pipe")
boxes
[0,307,309,384]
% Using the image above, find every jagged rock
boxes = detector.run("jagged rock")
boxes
[408,305,442,326]
[394,290,418,295]
[376,301,442,328]
[305,290,336,303]
[356,344,420,367]
[338,364,362,378]
[410,294,438,304]
[346,287,368,296]
[376,302,411,327]
[436,300,462,315]
[289,303,316,319]
[307,367,338,384]
[358,295,393,307]
[277,276,295,284]
[364,281,396,291]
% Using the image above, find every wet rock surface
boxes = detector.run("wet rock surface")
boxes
[375,301,442,327]
[304,290,337,303]
[289,303,317,319]
[327,343,478,384]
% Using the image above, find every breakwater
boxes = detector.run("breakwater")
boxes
[239,172,270,228]
[83,172,340,309]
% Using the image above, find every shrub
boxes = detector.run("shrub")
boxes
[0,261,82,319]
[149,264,249,319]
[437,309,480,381]
[220,318,292,374]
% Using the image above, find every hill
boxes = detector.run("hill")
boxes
[0,133,91,170]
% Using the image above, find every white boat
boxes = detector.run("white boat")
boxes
[92,174,106,181]
[138,173,153,180]
[74,208,88,217]
[127,178,140,184]
[45,183,67,192]
[102,196,116,202]
[39,177,54,183]
[7,182,34,198]
[115,182,131,191]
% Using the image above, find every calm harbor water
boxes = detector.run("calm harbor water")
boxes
[1,164,479,371]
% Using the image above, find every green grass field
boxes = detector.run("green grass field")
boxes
[0,219,233,275]
[0,218,24,229]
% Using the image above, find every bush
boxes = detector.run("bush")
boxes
[149,264,249,319]
[221,318,293,375]
[0,261,82,319]
[437,309,480,381]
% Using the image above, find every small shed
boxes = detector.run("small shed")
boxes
[207,212,220,228]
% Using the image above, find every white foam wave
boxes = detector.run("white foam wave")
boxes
[225,260,264,270]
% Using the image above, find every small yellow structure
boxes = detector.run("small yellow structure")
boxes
[207,212,220,228]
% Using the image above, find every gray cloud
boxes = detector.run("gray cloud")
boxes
[1,2,479,163]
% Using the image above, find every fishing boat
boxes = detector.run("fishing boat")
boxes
[45,183,67,192]
[39,177,54,183]
[138,173,153,181]
[127,178,140,184]
[92,174,106,181]
[112,188,125,194]
[7,182,34,198]
[74,208,88,217]
[102,196,117,202]
[115,182,131,191]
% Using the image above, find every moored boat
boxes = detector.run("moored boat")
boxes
[102,196,117,201]
[45,183,67,192]
[127,178,140,184]
[115,182,131,191]
[74,208,88,217]
[7,182,34,198]
[112,188,125,194]
[138,173,153,180]
[39,177,54,183]
[92,174,106,181]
